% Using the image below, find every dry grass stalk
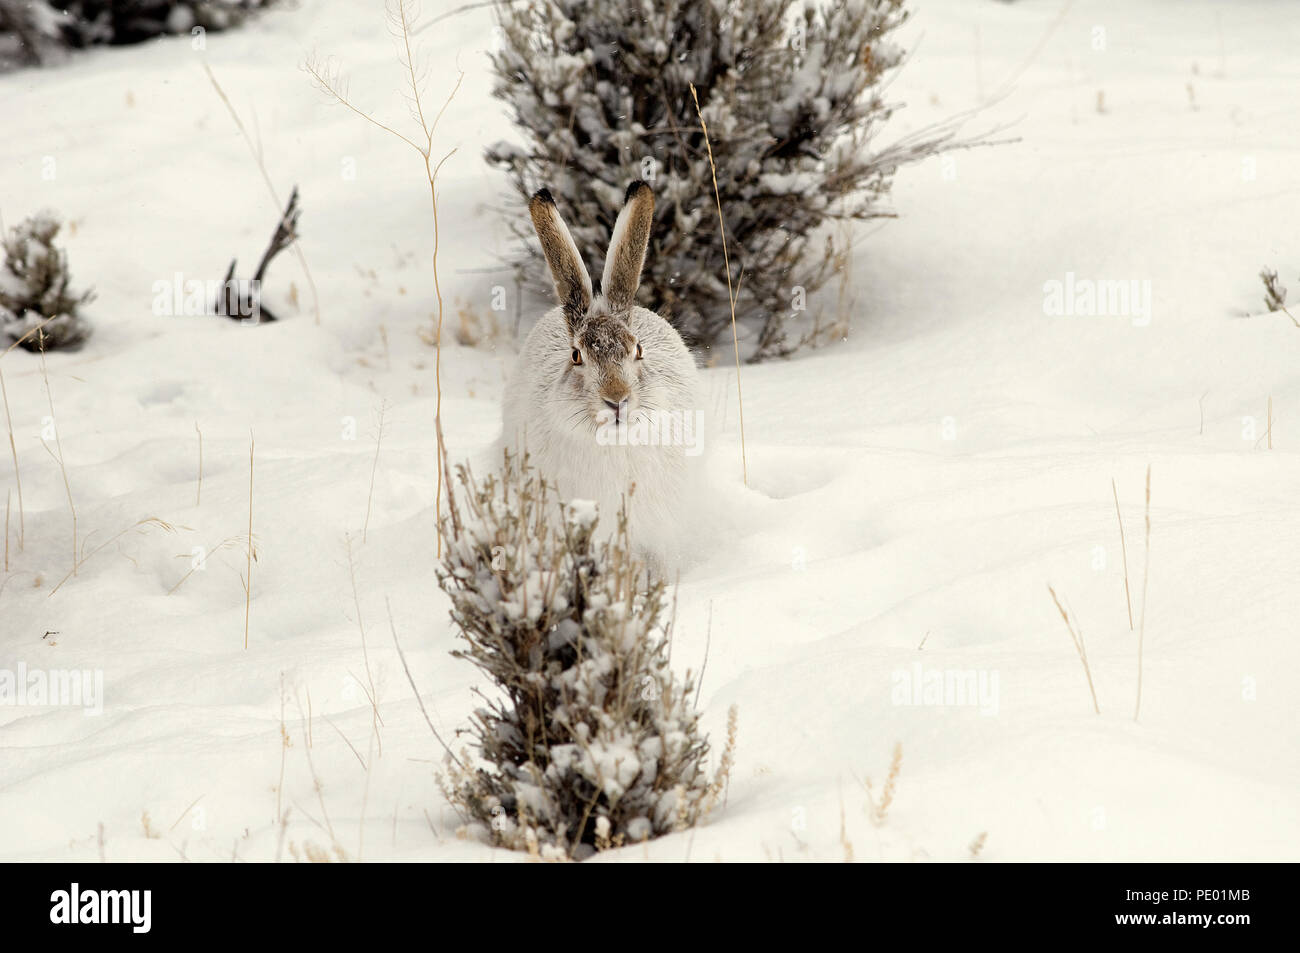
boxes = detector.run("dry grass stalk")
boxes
[0,369,21,551]
[243,433,254,650]
[295,698,344,858]
[1,313,58,357]
[48,516,177,596]
[1047,585,1100,714]
[701,704,739,817]
[4,488,9,572]
[168,795,205,834]
[323,716,367,770]
[37,335,76,575]
[362,401,386,544]
[276,673,290,824]
[194,422,202,506]
[689,82,748,487]
[1267,396,1273,449]
[166,535,243,595]
[865,742,903,826]
[1112,477,1134,630]
[1134,465,1151,721]
[1,312,107,556]
[386,596,462,767]
[305,1,463,557]
[839,785,854,863]
[346,534,384,754]
[203,63,321,325]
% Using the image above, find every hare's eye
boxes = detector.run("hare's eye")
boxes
[571,348,583,366]
[635,342,643,360]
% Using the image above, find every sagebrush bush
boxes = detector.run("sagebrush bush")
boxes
[0,211,93,351]
[437,453,733,860]
[488,0,988,360]
[0,0,274,67]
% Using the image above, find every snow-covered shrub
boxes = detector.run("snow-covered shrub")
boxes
[0,0,275,67]
[488,0,988,360]
[0,212,93,351]
[437,453,733,859]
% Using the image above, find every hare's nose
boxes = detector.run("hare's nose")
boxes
[603,397,627,421]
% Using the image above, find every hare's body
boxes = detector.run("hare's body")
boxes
[499,182,704,571]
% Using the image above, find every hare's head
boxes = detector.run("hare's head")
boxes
[529,181,663,429]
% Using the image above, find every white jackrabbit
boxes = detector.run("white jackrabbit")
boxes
[500,181,704,572]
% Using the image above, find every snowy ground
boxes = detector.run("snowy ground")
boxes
[1,0,1298,862]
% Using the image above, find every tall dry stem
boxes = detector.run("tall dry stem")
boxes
[1134,465,1151,721]
[305,1,463,557]
[689,82,747,486]
[1112,477,1133,630]
[1047,584,1100,714]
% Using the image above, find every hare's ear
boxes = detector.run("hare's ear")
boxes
[601,180,654,313]
[529,189,592,327]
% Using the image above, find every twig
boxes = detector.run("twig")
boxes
[203,63,321,325]
[689,83,748,486]
[411,0,523,34]
[219,189,301,323]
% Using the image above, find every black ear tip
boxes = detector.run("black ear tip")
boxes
[624,180,651,202]
[532,188,555,206]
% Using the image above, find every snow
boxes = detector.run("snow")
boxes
[1,0,1298,862]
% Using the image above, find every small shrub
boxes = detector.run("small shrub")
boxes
[488,0,996,360]
[0,211,93,351]
[0,1,276,68]
[437,453,733,860]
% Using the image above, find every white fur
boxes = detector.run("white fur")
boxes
[499,302,703,574]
